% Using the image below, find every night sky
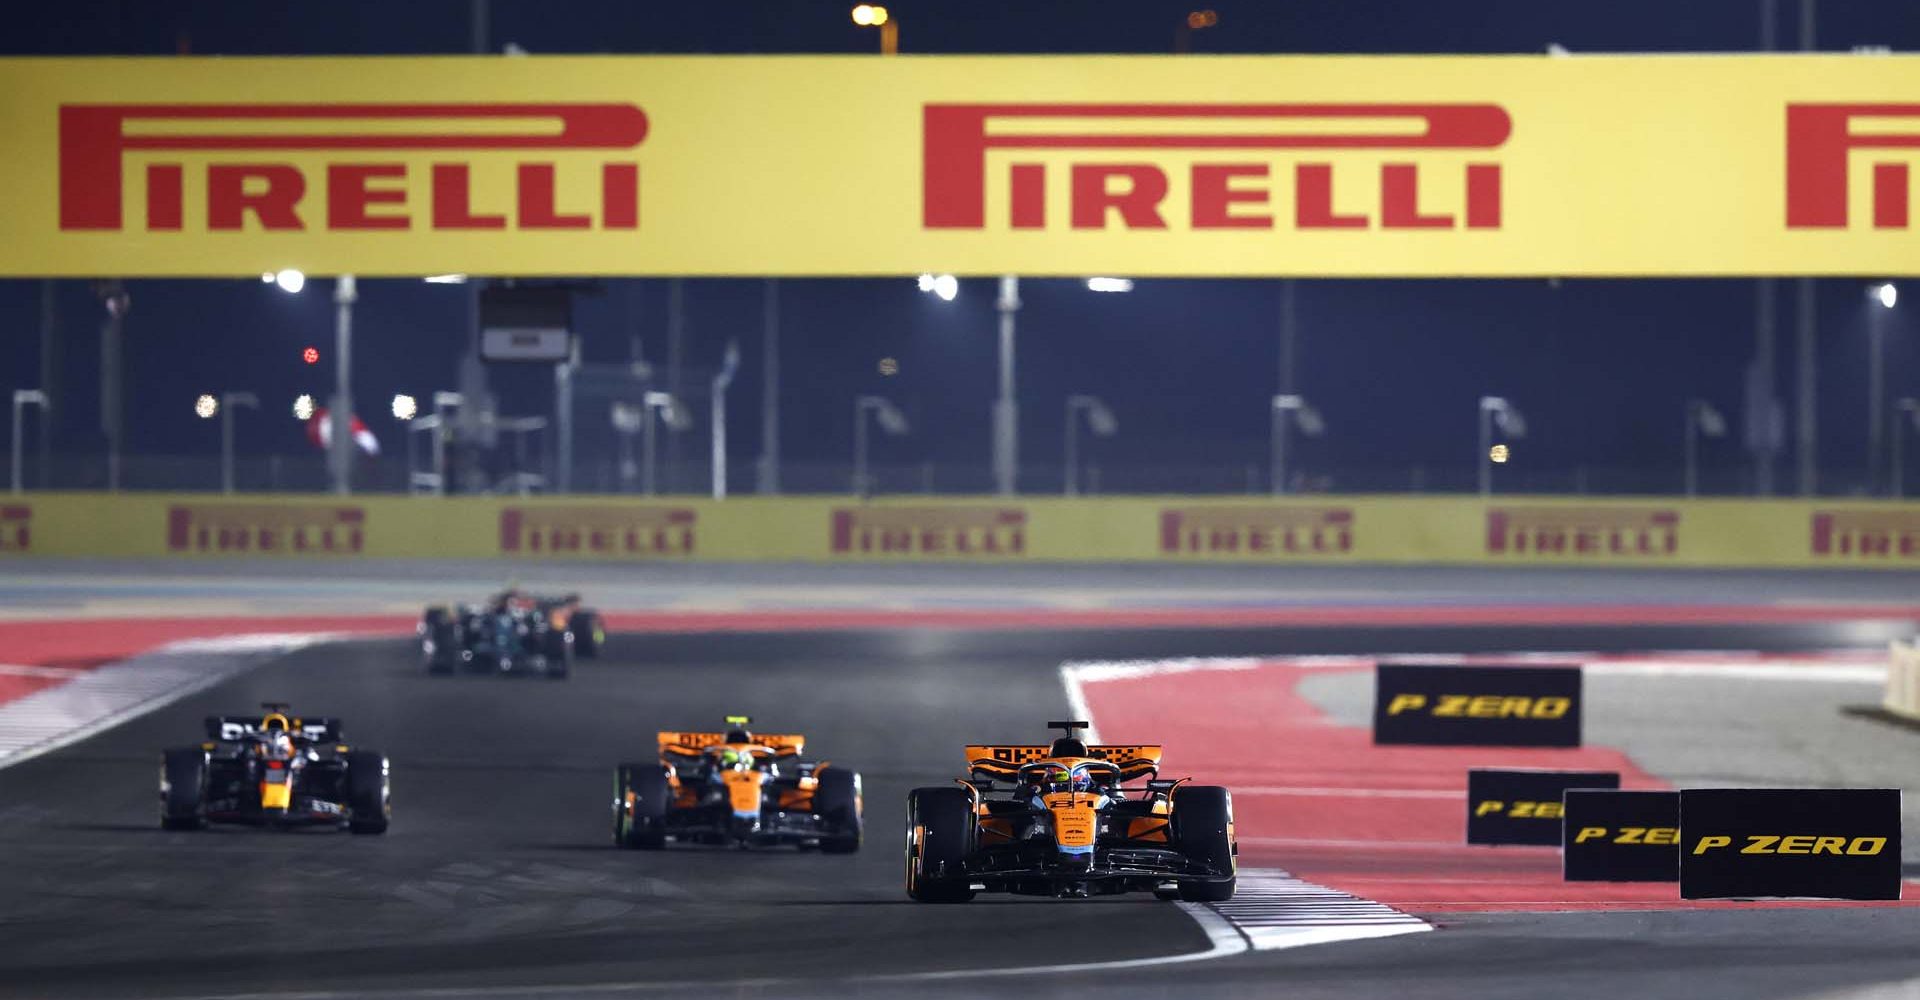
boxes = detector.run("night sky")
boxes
[1,1,1916,494]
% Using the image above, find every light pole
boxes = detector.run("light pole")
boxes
[1478,396,1527,496]
[1271,394,1325,496]
[218,392,259,494]
[1895,398,1920,499]
[1867,282,1897,493]
[641,391,689,496]
[851,4,897,54]
[853,395,909,497]
[711,340,740,500]
[1684,399,1727,497]
[329,275,357,496]
[1065,395,1117,496]
[10,390,47,494]
[994,276,1020,495]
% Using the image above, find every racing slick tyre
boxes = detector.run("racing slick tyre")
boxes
[346,750,391,835]
[614,763,670,849]
[905,787,974,903]
[160,748,208,830]
[1171,785,1236,902]
[572,610,605,659]
[813,767,863,854]
[540,627,574,681]
[421,608,458,675]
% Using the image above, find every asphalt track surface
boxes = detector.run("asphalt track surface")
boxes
[2,621,1919,1000]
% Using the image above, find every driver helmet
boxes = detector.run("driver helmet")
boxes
[718,748,745,768]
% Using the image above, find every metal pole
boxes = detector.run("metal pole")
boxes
[37,280,54,489]
[666,278,684,492]
[98,282,125,492]
[1064,399,1079,497]
[1478,404,1493,496]
[1868,305,1885,494]
[221,401,235,494]
[1685,405,1699,497]
[9,395,22,495]
[712,381,727,500]
[1272,402,1288,496]
[642,402,657,496]
[853,400,869,497]
[1895,407,1907,499]
[555,342,575,493]
[994,276,1019,495]
[758,278,781,494]
[330,276,356,496]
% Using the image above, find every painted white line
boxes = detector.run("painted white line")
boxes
[0,663,87,679]
[0,632,342,771]
[1236,786,1459,800]
[1584,661,1885,682]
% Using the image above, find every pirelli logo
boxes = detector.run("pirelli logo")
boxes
[1691,835,1887,856]
[0,505,28,553]
[498,506,694,558]
[1809,510,1920,561]
[923,103,1510,233]
[58,102,647,234]
[166,504,364,554]
[1158,506,1353,557]
[829,507,1026,557]
[1485,506,1679,558]
[1786,104,1920,230]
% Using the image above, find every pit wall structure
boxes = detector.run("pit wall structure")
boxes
[3,494,1918,568]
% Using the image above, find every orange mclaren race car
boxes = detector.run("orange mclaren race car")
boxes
[612,717,862,852]
[905,722,1235,902]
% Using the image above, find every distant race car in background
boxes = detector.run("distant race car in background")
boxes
[904,721,1235,902]
[419,589,604,679]
[614,716,862,852]
[160,703,390,834]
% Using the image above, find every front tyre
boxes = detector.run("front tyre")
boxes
[572,610,605,659]
[346,750,391,835]
[614,763,670,849]
[160,748,207,830]
[420,608,457,675]
[1172,785,1236,902]
[905,787,974,903]
[813,767,863,854]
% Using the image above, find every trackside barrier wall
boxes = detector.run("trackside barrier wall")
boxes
[1889,641,1920,721]
[3,494,1919,568]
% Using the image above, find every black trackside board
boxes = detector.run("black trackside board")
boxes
[1563,790,1681,882]
[1680,788,1904,900]
[1467,768,1619,846]
[1374,663,1582,747]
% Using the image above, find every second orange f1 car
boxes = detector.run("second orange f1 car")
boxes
[905,722,1235,902]
[613,717,862,852]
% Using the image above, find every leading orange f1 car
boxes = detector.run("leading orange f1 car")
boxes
[613,717,862,852]
[905,722,1235,902]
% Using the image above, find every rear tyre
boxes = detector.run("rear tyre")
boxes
[541,627,574,680]
[813,767,863,854]
[905,787,974,902]
[572,610,605,659]
[1172,785,1235,902]
[421,609,457,675]
[614,763,670,849]
[346,750,390,835]
[160,748,207,830]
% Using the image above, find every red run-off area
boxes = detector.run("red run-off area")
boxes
[1075,657,1919,914]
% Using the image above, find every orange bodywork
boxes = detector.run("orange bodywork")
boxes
[1041,791,1098,849]
[722,770,766,815]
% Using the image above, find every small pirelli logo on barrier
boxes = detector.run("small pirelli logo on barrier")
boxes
[1157,506,1353,557]
[1809,510,1920,561]
[165,504,364,554]
[498,506,695,557]
[829,507,1026,557]
[1485,506,1679,558]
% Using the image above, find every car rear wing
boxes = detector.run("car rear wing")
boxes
[657,731,805,758]
[205,716,340,742]
[964,744,1162,782]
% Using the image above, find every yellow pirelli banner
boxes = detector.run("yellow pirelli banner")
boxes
[4,494,1919,568]
[0,54,1915,277]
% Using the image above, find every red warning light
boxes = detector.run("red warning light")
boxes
[302,347,319,364]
